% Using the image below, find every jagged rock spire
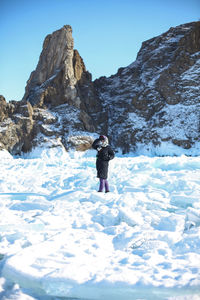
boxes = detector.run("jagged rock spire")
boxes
[23,25,90,109]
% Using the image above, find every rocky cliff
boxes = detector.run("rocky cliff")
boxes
[0,21,200,155]
[0,96,35,153]
[94,21,200,153]
[0,26,102,154]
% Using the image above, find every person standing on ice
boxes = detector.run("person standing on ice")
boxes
[92,135,115,193]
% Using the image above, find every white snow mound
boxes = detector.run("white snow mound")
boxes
[0,148,200,300]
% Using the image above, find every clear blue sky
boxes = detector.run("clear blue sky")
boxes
[0,0,199,101]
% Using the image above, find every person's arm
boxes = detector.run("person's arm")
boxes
[101,147,115,161]
[108,147,115,160]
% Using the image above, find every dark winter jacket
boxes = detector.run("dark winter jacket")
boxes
[92,138,115,179]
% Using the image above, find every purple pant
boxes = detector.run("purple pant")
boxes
[98,178,109,192]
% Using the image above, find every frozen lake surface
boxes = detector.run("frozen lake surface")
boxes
[0,147,200,300]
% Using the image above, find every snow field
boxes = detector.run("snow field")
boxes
[0,147,200,299]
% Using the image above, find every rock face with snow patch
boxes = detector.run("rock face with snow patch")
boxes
[93,21,200,153]
[0,100,35,153]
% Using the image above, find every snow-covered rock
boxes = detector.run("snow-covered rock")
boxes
[94,21,200,153]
